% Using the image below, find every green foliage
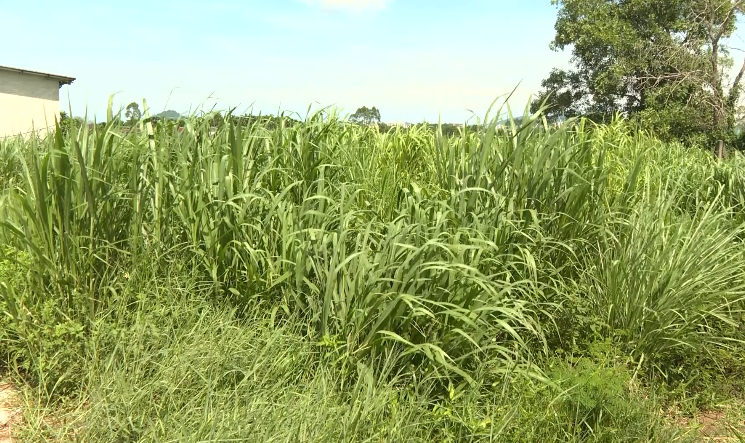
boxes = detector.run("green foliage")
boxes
[124,102,141,125]
[631,85,713,144]
[534,0,745,144]
[58,111,84,137]
[427,341,686,442]
[541,341,672,442]
[1,98,745,440]
[349,105,381,126]
[0,247,26,289]
[0,137,24,192]
[10,264,685,442]
[0,246,86,395]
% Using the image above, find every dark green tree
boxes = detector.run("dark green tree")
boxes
[350,106,381,126]
[125,102,142,126]
[59,111,84,136]
[533,0,745,142]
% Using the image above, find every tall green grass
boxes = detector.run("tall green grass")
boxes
[0,99,743,440]
[11,265,686,442]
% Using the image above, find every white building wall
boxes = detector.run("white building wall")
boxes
[0,70,61,138]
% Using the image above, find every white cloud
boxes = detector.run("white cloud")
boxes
[297,0,391,12]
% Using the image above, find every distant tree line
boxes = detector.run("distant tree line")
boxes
[59,103,515,140]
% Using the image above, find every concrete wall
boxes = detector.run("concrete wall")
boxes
[0,70,61,138]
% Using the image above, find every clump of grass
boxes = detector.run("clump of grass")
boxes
[10,259,686,442]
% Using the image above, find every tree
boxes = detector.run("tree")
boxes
[532,0,745,142]
[125,102,142,125]
[694,0,745,133]
[631,0,745,137]
[59,111,84,136]
[350,106,381,126]
[532,69,587,122]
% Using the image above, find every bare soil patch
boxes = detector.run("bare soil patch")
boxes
[667,403,745,442]
[0,383,21,443]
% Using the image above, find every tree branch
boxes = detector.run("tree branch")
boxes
[728,57,745,102]
[715,0,745,41]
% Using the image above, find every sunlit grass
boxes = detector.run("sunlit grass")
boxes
[0,98,743,441]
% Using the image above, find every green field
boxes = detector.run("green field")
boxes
[0,101,744,441]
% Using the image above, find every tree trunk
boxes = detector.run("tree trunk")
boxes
[712,40,722,129]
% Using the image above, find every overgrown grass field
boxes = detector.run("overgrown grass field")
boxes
[0,100,744,441]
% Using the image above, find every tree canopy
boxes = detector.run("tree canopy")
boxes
[350,106,381,126]
[533,0,745,143]
[125,102,142,126]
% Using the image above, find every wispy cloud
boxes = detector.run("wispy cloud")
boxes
[297,0,391,12]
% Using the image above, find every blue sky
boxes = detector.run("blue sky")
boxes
[1,1,742,123]
[1,0,573,122]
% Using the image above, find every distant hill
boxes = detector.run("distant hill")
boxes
[155,110,182,120]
